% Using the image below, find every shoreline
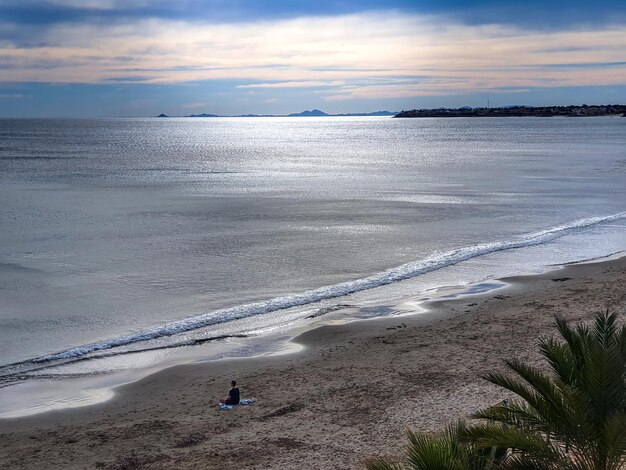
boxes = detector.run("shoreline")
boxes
[394,105,626,118]
[2,249,617,420]
[1,255,624,469]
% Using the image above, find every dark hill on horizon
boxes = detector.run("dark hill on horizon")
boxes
[187,113,220,118]
[288,109,328,117]
[155,109,397,118]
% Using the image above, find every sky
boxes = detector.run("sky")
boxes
[1,0,625,117]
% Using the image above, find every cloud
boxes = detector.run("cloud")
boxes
[15,0,159,10]
[321,65,626,100]
[0,13,418,85]
[47,0,147,8]
[237,80,345,89]
[0,11,625,101]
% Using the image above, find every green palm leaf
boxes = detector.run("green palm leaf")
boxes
[469,310,626,470]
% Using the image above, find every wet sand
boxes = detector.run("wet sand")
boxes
[1,256,624,469]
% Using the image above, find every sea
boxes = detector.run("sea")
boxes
[1,116,625,417]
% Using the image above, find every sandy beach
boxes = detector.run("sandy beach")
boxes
[1,256,625,469]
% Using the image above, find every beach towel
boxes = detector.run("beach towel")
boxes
[219,398,255,409]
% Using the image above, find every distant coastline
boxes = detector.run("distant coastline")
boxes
[155,105,626,119]
[395,104,626,118]
[155,109,398,118]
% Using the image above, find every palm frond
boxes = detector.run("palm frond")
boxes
[461,423,557,459]
[405,427,467,470]
[366,459,405,470]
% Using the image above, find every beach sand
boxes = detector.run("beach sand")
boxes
[1,257,624,469]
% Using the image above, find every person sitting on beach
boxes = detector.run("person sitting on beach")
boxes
[219,380,240,405]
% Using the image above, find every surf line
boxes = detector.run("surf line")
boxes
[19,211,626,365]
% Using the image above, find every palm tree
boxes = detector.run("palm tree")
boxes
[366,420,506,470]
[464,310,626,469]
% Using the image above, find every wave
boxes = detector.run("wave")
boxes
[0,334,250,388]
[6,212,626,369]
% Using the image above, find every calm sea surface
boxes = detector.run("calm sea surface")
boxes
[0,116,625,413]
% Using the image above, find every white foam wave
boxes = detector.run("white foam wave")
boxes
[32,212,626,363]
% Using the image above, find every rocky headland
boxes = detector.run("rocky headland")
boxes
[395,104,626,118]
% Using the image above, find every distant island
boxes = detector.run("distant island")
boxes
[395,104,626,118]
[288,109,328,117]
[287,109,399,117]
[186,113,220,118]
[155,109,398,118]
